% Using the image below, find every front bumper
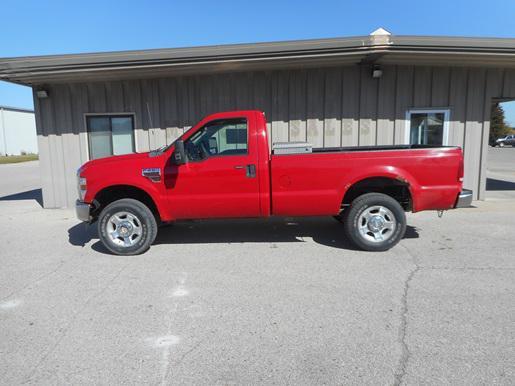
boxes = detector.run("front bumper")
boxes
[455,189,473,208]
[76,200,92,222]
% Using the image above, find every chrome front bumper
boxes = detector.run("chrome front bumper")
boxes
[75,200,92,222]
[455,189,473,208]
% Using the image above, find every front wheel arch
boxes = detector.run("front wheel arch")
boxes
[92,185,162,223]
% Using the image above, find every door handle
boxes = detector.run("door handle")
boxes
[246,164,256,178]
[234,164,256,178]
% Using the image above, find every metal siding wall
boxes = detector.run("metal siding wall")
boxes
[376,66,396,145]
[463,69,487,196]
[341,66,360,146]
[306,69,325,147]
[35,64,510,208]
[358,66,378,146]
[323,68,342,147]
[448,68,468,147]
[502,69,515,98]
[270,71,289,144]
[393,66,414,144]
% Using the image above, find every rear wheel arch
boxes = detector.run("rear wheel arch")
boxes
[341,176,414,212]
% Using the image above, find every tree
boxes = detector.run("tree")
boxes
[489,103,511,145]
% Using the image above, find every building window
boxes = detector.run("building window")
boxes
[184,118,247,161]
[405,109,450,146]
[86,115,135,159]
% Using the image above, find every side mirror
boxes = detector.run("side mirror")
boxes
[173,139,187,165]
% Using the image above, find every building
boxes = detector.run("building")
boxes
[0,29,514,208]
[0,105,37,156]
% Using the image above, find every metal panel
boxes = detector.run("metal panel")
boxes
[306,69,325,147]
[341,66,360,146]
[53,84,81,208]
[270,71,289,144]
[448,68,468,147]
[502,68,515,97]
[413,66,432,107]
[394,65,413,144]
[431,67,450,107]
[33,92,55,208]
[358,66,378,146]
[323,68,342,147]
[463,68,486,197]
[377,66,396,145]
[288,70,307,142]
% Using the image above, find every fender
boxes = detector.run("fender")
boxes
[338,165,420,210]
[87,178,168,221]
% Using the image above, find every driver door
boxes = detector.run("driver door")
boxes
[164,117,261,219]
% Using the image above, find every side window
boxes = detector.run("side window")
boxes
[86,115,135,159]
[406,109,450,146]
[184,118,247,161]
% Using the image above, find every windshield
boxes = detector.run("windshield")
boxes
[151,134,184,155]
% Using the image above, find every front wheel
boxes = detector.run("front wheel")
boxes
[499,142,505,147]
[98,198,158,255]
[342,193,406,252]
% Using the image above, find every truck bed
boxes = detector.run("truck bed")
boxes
[269,145,463,216]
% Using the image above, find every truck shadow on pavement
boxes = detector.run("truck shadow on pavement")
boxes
[68,217,419,254]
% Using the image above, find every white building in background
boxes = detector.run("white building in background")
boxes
[0,105,37,155]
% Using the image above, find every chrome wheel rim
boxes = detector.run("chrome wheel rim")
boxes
[106,211,142,247]
[357,205,396,243]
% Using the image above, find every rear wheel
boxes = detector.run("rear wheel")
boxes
[98,198,158,255]
[342,193,406,251]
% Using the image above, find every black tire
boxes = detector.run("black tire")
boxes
[97,198,158,255]
[342,193,406,252]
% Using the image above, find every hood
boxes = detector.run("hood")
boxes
[78,152,153,175]
[87,152,150,166]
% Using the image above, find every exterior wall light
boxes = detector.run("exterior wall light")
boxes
[36,89,49,98]
[372,67,383,79]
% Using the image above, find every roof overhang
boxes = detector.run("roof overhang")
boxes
[1,34,515,86]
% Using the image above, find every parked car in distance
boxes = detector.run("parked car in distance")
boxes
[76,110,472,255]
[493,134,515,147]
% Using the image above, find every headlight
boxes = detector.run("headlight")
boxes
[77,176,87,201]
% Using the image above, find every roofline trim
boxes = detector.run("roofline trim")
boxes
[0,105,34,113]
[1,34,515,85]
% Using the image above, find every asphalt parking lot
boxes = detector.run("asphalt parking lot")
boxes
[1,156,514,385]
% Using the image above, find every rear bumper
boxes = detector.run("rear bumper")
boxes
[75,200,92,222]
[455,189,473,208]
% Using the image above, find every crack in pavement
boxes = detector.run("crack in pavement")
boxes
[1,260,68,303]
[393,244,421,386]
[22,261,132,384]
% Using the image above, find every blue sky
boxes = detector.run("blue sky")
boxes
[1,0,515,124]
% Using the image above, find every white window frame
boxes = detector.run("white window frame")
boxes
[404,108,450,146]
[83,112,138,160]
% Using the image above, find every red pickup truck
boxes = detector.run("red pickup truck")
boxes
[76,110,472,255]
